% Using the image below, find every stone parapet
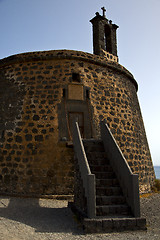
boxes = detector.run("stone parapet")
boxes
[0,50,137,91]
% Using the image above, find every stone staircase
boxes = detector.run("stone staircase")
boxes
[83,139,131,217]
[82,139,146,233]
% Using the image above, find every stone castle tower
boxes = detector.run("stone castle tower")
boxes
[0,9,155,196]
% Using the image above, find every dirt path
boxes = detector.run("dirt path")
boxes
[0,194,159,240]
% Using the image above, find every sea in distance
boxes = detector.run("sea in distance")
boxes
[154,166,160,179]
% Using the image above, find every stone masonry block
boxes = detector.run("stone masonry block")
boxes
[83,219,97,234]
[95,219,103,233]
[102,219,113,232]
[112,218,127,231]
[136,218,147,230]
[126,218,137,230]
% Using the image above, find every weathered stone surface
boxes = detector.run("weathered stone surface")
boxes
[83,217,146,233]
[0,49,155,196]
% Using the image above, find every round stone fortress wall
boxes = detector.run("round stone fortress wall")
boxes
[0,50,155,195]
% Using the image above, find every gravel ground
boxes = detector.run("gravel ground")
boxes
[0,193,159,240]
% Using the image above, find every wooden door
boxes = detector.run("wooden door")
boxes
[68,112,84,138]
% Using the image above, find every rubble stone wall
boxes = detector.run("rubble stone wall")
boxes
[0,50,155,195]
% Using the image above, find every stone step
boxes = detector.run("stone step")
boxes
[83,139,103,143]
[83,217,147,233]
[87,158,110,166]
[83,140,103,147]
[90,165,113,172]
[96,195,126,205]
[94,172,116,179]
[83,140,104,152]
[83,140,132,223]
[86,152,108,160]
[96,204,130,216]
[84,145,105,153]
[96,179,119,187]
[96,187,122,196]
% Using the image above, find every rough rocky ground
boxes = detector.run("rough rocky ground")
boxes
[0,193,159,240]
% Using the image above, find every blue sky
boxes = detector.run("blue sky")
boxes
[0,0,160,166]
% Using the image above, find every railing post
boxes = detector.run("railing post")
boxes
[131,174,140,217]
[87,174,96,218]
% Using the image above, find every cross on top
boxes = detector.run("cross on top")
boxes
[101,7,106,18]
